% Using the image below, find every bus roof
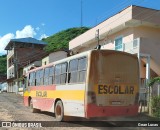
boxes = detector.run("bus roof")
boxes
[27,49,137,74]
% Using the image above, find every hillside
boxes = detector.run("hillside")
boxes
[0,27,90,75]
[43,27,90,53]
[0,55,7,75]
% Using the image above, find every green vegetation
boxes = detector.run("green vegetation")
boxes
[148,77,160,118]
[151,96,160,118]
[148,77,160,86]
[0,55,7,75]
[43,27,90,53]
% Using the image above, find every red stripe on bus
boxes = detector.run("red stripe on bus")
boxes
[24,96,29,106]
[33,97,54,111]
[86,104,139,118]
[30,85,56,90]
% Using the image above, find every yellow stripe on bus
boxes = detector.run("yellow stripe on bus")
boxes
[24,91,30,97]
[25,90,85,101]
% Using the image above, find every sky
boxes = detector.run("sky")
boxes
[0,0,160,55]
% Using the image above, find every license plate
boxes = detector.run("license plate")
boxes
[112,101,121,105]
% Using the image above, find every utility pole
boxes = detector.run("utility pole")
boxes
[14,49,19,94]
[95,29,101,49]
[81,0,83,28]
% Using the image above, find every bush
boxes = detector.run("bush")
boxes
[151,96,160,118]
[148,77,160,86]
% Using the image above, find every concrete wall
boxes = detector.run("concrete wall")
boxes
[134,26,160,76]
[132,6,160,26]
[42,56,49,66]
[49,51,67,63]
[23,60,42,75]
[76,27,134,53]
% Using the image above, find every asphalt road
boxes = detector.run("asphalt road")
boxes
[0,92,159,130]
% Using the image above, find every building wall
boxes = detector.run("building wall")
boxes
[42,56,49,66]
[134,26,160,76]
[76,27,134,53]
[132,6,160,25]
[6,45,47,93]
[23,60,42,75]
[49,51,67,63]
[16,47,46,68]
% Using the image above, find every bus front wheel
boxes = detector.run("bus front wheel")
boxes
[55,100,64,121]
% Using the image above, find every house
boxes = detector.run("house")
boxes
[42,50,68,66]
[5,37,48,93]
[69,5,160,87]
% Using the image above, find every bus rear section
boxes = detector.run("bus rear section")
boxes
[86,50,139,118]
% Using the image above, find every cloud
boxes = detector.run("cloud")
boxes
[36,27,40,31]
[0,33,14,55]
[41,23,45,26]
[39,34,48,40]
[16,25,36,38]
[0,25,47,55]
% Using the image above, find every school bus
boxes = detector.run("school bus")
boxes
[23,50,139,121]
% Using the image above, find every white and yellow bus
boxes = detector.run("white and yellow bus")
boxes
[24,50,139,121]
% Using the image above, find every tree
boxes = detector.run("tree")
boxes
[0,55,7,75]
[43,27,90,53]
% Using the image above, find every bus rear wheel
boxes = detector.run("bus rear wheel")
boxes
[29,98,40,113]
[55,100,64,121]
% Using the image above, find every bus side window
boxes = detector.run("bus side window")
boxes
[49,67,54,85]
[68,59,78,83]
[60,63,67,84]
[29,72,35,86]
[44,68,49,85]
[28,73,31,86]
[36,70,40,86]
[36,69,44,86]
[32,72,35,86]
[40,69,44,85]
[55,64,61,84]
[78,57,87,82]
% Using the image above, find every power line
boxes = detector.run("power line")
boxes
[99,0,160,49]
[94,0,149,46]
[99,0,145,31]
[95,0,133,25]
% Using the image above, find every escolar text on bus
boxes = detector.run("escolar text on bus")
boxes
[98,85,134,94]
[36,91,47,97]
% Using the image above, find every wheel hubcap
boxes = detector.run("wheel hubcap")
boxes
[56,105,61,116]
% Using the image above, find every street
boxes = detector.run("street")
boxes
[0,93,159,130]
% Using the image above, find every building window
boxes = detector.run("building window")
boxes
[115,36,123,51]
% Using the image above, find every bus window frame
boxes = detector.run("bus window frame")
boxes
[68,57,87,84]
[44,66,55,85]
[35,69,44,86]
[55,62,68,85]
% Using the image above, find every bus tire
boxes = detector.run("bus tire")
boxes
[55,100,64,121]
[29,98,40,113]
